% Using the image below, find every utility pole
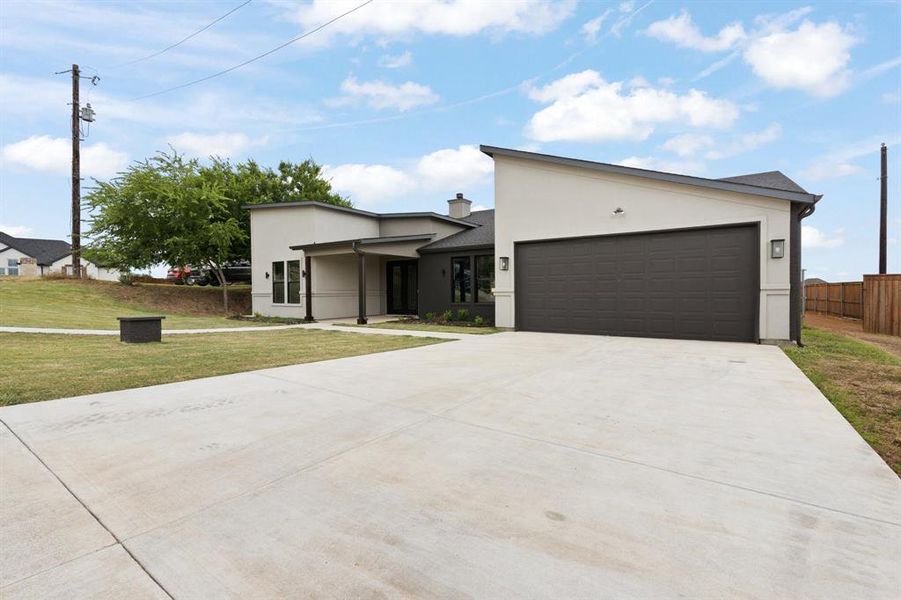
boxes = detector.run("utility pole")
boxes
[879,143,888,274]
[57,64,97,278]
[71,64,81,276]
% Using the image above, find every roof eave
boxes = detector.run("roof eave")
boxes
[481,145,819,204]
[418,242,495,254]
[245,200,477,228]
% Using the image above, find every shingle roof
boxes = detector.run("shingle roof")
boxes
[0,232,72,265]
[418,210,494,252]
[717,171,809,194]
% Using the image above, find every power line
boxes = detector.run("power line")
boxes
[133,0,375,101]
[112,0,254,68]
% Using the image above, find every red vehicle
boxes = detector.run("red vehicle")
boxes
[165,265,192,284]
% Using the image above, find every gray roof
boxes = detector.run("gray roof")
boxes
[481,145,820,204]
[418,210,494,252]
[717,171,809,194]
[245,200,477,228]
[290,233,435,251]
[0,231,72,265]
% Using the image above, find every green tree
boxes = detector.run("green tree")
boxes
[85,151,349,312]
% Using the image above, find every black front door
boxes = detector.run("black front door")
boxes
[386,260,418,314]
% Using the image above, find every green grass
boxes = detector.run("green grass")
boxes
[336,320,500,335]
[784,326,901,474]
[0,278,261,330]
[0,329,445,406]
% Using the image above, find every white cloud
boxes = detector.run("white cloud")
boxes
[660,133,714,157]
[322,164,415,205]
[799,136,899,181]
[332,76,439,111]
[415,145,494,190]
[0,74,323,133]
[1,135,127,179]
[800,162,863,181]
[471,204,490,211]
[705,123,781,160]
[0,224,33,237]
[286,0,576,45]
[524,70,739,143]
[581,9,613,43]
[323,144,492,208]
[619,156,706,176]
[378,50,412,69]
[743,20,857,97]
[645,10,745,52]
[802,225,844,248]
[882,91,901,105]
[166,132,268,159]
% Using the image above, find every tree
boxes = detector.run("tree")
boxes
[84,151,349,313]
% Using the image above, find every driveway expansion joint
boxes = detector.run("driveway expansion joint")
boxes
[0,418,175,599]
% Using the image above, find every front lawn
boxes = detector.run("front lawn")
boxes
[0,278,261,330]
[336,320,500,335]
[783,326,901,474]
[0,329,445,405]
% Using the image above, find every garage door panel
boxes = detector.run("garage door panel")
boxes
[515,225,757,342]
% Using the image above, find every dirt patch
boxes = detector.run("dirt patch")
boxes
[784,325,901,474]
[804,312,901,357]
[75,279,251,316]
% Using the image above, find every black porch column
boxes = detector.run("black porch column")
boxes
[303,255,314,322]
[357,252,368,324]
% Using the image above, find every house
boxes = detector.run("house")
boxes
[0,232,119,281]
[247,146,821,343]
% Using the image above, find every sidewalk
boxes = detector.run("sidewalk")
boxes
[0,321,475,340]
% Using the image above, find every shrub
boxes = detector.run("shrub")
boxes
[473,315,485,327]
[425,311,437,322]
[456,308,470,321]
[441,309,453,323]
[118,273,134,286]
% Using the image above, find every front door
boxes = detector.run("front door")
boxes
[386,260,418,314]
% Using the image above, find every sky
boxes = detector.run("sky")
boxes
[0,0,899,280]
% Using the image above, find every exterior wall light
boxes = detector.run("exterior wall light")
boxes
[770,239,785,259]
[499,257,510,271]
[612,207,625,216]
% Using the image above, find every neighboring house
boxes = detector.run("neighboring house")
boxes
[804,277,829,285]
[0,232,119,281]
[248,146,821,344]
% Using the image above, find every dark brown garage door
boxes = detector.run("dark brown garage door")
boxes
[515,225,758,342]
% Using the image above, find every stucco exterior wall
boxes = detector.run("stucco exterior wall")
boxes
[378,217,467,240]
[493,155,793,340]
[250,205,457,318]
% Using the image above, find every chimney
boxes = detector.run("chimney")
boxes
[447,192,471,219]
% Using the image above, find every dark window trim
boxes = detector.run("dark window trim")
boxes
[286,259,301,305]
[450,253,496,305]
[271,260,286,304]
[450,255,471,304]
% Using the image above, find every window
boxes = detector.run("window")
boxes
[6,259,19,276]
[451,256,471,303]
[475,255,494,303]
[272,261,285,303]
[287,260,301,304]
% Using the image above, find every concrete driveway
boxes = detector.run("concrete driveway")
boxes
[2,333,898,598]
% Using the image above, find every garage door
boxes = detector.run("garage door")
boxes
[515,225,758,342]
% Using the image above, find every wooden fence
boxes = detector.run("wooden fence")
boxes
[805,275,901,335]
[804,281,863,319]
[863,274,901,336]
